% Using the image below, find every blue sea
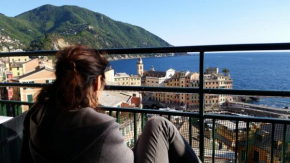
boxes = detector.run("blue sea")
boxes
[110,52,290,108]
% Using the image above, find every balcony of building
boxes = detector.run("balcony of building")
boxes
[1,43,290,163]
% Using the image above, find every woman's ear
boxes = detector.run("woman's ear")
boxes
[94,75,102,92]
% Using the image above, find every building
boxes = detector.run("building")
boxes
[159,71,199,108]
[4,71,13,100]
[114,73,141,86]
[143,67,175,87]
[213,121,290,163]
[150,67,233,111]
[250,123,290,163]
[8,56,53,77]
[22,58,53,74]
[9,56,29,63]
[104,66,115,83]
[10,62,23,77]
[0,60,7,80]
[137,58,144,76]
[205,67,219,74]
[12,67,55,112]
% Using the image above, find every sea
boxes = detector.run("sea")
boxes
[110,52,290,109]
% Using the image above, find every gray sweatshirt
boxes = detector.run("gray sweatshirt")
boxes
[20,105,134,163]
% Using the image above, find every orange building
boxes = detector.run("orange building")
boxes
[12,67,55,112]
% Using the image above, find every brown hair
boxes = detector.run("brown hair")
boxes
[36,45,109,110]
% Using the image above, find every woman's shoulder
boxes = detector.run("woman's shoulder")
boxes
[25,105,116,129]
[65,107,116,127]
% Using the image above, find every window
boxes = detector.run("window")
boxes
[27,94,33,102]
[253,150,259,162]
[17,67,19,70]
[17,72,20,76]
[46,80,53,83]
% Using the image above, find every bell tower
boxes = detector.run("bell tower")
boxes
[137,58,144,76]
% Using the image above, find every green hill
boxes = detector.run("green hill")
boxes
[0,4,171,51]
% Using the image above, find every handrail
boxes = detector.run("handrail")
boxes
[1,43,290,162]
[1,83,290,97]
[1,43,290,56]
[4,101,290,124]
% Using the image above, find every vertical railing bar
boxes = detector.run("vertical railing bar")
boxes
[141,113,147,129]
[3,103,6,116]
[19,105,22,115]
[212,118,216,163]
[14,104,18,117]
[141,113,145,129]
[235,121,239,163]
[168,114,171,121]
[283,124,287,163]
[199,51,205,162]
[0,125,3,163]
[116,111,120,123]
[0,103,2,116]
[271,123,275,163]
[245,121,249,163]
[189,116,192,147]
[134,112,137,143]
[109,110,113,116]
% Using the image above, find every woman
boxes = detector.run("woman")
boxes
[20,45,201,163]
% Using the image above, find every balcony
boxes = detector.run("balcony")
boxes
[1,43,290,163]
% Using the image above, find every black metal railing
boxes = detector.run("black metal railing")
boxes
[1,43,290,163]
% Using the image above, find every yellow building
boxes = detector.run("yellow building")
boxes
[8,56,29,77]
[10,62,24,77]
[9,56,29,63]
[114,73,141,86]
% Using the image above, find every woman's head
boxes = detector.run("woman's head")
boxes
[36,45,109,110]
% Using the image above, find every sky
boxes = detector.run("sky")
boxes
[1,0,290,46]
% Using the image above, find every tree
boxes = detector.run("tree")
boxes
[222,68,230,76]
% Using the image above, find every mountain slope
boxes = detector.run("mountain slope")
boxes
[6,4,171,50]
[0,14,41,46]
